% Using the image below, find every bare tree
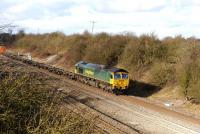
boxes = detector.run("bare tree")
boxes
[0,23,16,33]
[0,23,16,44]
[0,24,10,32]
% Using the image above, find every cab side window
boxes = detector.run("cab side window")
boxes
[110,74,113,79]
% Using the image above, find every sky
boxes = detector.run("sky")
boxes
[0,0,200,38]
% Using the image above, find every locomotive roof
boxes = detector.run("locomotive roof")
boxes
[107,67,128,73]
[75,61,128,73]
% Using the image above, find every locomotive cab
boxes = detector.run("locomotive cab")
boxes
[109,69,129,90]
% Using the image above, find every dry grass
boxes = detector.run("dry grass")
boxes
[182,102,200,116]
[0,70,96,134]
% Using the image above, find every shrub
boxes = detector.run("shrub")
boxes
[65,33,91,65]
[120,34,170,72]
[178,43,200,100]
[13,32,70,56]
[150,63,175,87]
[84,33,128,66]
[188,81,200,100]
[0,73,95,133]
[178,62,200,99]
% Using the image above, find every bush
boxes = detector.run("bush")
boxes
[150,63,175,87]
[188,81,200,100]
[14,32,70,56]
[120,34,170,72]
[84,33,128,66]
[65,34,90,65]
[178,43,200,100]
[179,62,200,99]
[0,73,95,133]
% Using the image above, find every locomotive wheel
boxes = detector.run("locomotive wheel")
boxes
[113,89,123,95]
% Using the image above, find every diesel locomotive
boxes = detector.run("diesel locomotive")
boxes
[74,61,129,94]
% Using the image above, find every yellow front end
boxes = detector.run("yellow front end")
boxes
[110,72,129,90]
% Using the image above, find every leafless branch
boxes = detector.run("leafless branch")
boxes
[0,23,17,33]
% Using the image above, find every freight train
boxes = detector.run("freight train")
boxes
[4,52,129,94]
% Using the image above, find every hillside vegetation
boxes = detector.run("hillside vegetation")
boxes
[10,31,200,102]
[0,70,95,133]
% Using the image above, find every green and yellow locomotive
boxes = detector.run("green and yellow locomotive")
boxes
[74,61,129,94]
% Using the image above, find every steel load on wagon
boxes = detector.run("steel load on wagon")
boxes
[0,46,6,54]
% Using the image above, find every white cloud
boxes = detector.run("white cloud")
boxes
[0,0,200,38]
[103,0,167,12]
[6,3,30,14]
[68,5,91,16]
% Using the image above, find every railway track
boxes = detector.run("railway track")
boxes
[62,94,139,134]
[1,53,140,134]
[3,52,119,94]
[2,52,200,133]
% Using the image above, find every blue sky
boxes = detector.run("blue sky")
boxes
[0,0,200,38]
